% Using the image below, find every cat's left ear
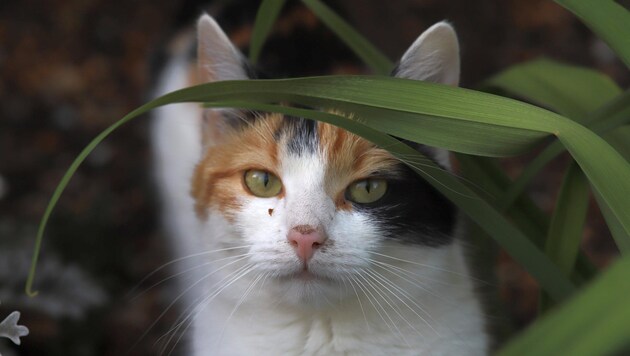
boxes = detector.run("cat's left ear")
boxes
[393,21,460,86]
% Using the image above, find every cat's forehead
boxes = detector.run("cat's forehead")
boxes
[220,112,400,175]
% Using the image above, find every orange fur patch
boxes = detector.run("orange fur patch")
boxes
[192,114,284,220]
[318,122,400,211]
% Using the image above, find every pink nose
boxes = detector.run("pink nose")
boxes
[287,225,327,262]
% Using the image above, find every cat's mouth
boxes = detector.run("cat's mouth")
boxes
[279,266,331,283]
[296,269,316,280]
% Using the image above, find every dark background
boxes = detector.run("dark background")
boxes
[0,0,627,355]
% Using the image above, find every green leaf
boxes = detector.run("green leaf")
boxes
[541,162,590,311]
[485,58,621,122]
[593,126,630,253]
[498,256,630,356]
[301,0,393,75]
[32,76,630,298]
[249,0,287,64]
[555,0,630,68]
[499,90,630,210]
[457,154,597,284]
[604,125,630,162]
[545,163,590,273]
[27,78,583,300]
[167,77,630,248]
[593,191,630,254]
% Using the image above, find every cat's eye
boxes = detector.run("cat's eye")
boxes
[346,178,387,204]
[244,170,283,198]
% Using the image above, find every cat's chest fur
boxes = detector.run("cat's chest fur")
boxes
[151,12,488,356]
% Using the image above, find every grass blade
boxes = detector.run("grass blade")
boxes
[301,0,392,74]
[249,0,287,64]
[31,76,630,296]
[540,162,590,311]
[142,77,630,244]
[499,90,630,210]
[593,126,630,253]
[485,58,621,122]
[457,154,596,284]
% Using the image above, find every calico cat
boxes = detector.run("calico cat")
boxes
[151,13,488,356]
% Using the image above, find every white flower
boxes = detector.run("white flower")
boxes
[0,310,28,345]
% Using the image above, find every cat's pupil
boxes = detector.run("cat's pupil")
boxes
[365,181,371,194]
[263,172,269,187]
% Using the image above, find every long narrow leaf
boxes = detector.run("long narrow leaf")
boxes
[499,90,630,210]
[142,77,630,242]
[33,76,630,297]
[249,0,287,64]
[457,154,596,284]
[301,0,392,75]
[27,79,581,300]
[498,256,630,356]
[593,126,630,253]
[485,58,621,121]
[555,0,630,68]
[541,162,590,311]
[545,163,589,273]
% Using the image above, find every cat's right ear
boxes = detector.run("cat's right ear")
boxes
[196,14,253,146]
[197,14,249,82]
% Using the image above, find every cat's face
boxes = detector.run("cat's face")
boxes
[189,15,460,306]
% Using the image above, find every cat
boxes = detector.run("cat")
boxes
[151,12,489,356]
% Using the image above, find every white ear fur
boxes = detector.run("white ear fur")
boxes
[197,14,248,82]
[395,22,460,86]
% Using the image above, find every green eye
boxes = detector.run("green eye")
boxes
[346,178,387,204]
[244,170,282,198]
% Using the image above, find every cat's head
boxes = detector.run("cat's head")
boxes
[191,14,460,306]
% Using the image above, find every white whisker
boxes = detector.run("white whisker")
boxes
[160,263,256,356]
[366,268,438,337]
[127,245,253,298]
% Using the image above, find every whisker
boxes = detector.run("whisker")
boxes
[352,273,400,342]
[130,255,250,355]
[161,263,256,356]
[357,272,409,346]
[370,252,486,283]
[371,259,464,292]
[366,268,438,337]
[131,252,255,301]
[342,275,370,331]
[127,245,253,298]
[217,270,267,344]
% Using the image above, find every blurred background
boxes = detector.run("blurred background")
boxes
[0,0,627,355]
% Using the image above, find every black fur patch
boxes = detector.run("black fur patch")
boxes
[352,163,456,246]
[276,116,319,155]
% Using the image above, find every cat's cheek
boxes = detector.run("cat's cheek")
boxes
[310,211,384,275]
[234,198,300,265]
